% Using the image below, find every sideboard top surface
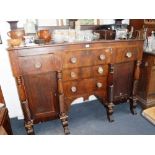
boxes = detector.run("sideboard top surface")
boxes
[7,39,144,51]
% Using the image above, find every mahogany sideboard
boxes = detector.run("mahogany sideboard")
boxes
[137,51,155,108]
[8,40,144,134]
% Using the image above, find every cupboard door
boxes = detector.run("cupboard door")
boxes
[113,61,134,102]
[23,72,59,123]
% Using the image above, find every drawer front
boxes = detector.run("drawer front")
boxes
[63,79,95,97]
[62,48,112,69]
[93,48,113,65]
[62,67,93,81]
[63,77,107,97]
[94,76,107,91]
[62,50,94,69]
[115,47,138,63]
[18,54,61,75]
[62,65,108,81]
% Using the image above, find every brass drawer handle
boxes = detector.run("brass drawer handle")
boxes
[71,86,77,93]
[34,62,42,69]
[99,54,106,61]
[98,67,104,74]
[70,71,76,78]
[70,57,77,64]
[96,82,102,88]
[109,47,112,51]
[145,62,148,67]
[126,51,132,58]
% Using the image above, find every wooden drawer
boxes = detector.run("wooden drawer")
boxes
[115,47,138,63]
[93,48,113,65]
[62,48,112,69]
[94,76,107,91]
[62,65,108,81]
[18,54,61,75]
[63,77,107,97]
[62,67,93,81]
[63,78,95,97]
[62,50,94,69]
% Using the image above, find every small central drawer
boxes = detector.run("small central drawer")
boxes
[63,78,95,97]
[18,54,61,75]
[62,67,93,81]
[62,65,108,81]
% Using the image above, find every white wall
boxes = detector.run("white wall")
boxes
[0,21,23,119]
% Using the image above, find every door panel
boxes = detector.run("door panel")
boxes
[23,72,59,123]
[113,61,134,101]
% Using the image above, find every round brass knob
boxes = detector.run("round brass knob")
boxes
[85,44,90,48]
[99,54,105,61]
[96,82,102,88]
[71,86,77,93]
[71,57,77,64]
[34,62,42,69]
[109,47,112,51]
[126,51,132,58]
[70,71,76,78]
[98,67,104,74]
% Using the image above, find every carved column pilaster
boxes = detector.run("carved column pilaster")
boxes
[107,64,115,122]
[16,76,34,134]
[130,60,141,115]
[57,71,70,135]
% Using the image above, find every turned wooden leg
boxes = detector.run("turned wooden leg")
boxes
[60,113,70,135]
[129,60,141,115]
[25,120,34,135]
[107,64,114,122]
[106,103,114,122]
[22,101,35,135]
[129,98,137,115]
[16,76,35,135]
[57,71,70,135]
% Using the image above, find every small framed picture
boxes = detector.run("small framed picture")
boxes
[0,33,2,44]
